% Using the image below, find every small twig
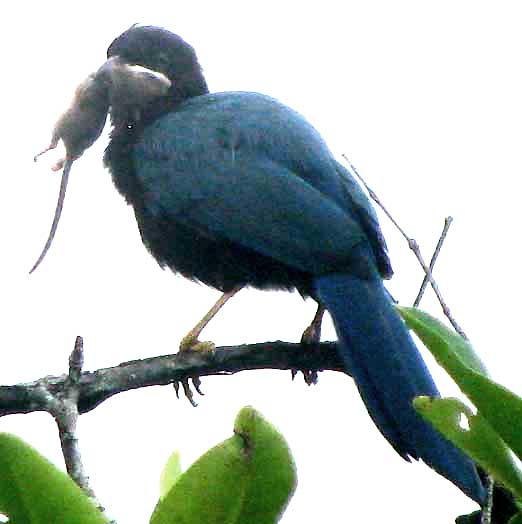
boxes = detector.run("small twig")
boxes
[481,474,494,524]
[68,335,84,384]
[342,155,410,242]
[413,217,453,307]
[55,337,93,496]
[342,155,468,340]
[47,337,112,520]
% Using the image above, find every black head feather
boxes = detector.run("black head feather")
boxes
[107,26,209,103]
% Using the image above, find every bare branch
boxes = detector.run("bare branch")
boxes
[52,337,96,499]
[342,156,468,339]
[481,475,494,524]
[0,339,343,418]
[413,217,453,307]
[3,338,112,519]
[46,337,110,518]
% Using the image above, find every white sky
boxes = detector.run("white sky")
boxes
[2,1,522,523]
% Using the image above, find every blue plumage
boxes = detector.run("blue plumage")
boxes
[103,26,485,504]
[316,272,484,501]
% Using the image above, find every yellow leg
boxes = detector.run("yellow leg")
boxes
[301,303,325,345]
[293,302,326,385]
[179,287,242,352]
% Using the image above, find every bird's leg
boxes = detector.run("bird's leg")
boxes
[179,286,242,352]
[301,303,326,345]
[175,287,241,405]
[292,303,326,385]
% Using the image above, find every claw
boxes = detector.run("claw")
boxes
[303,369,319,386]
[181,379,198,407]
[192,376,204,396]
[172,377,204,407]
[290,366,319,385]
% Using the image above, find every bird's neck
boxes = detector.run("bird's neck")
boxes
[172,67,209,103]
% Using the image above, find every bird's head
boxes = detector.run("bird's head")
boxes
[107,26,198,84]
[105,25,209,112]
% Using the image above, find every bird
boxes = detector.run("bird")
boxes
[36,25,486,505]
[101,25,486,504]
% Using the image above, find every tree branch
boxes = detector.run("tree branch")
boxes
[0,340,344,417]
[413,217,453,307]
[20,337,111,518]
[342,155,468,339]
[51,337,98,501]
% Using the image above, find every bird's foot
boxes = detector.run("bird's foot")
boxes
[301,321,322,346]
[290,322,321,385]
[179,334,216,354]
[175,337,214,406]
[291,368,318,385]
[173,377,204,407]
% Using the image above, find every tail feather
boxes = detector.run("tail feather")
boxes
[315,273,485,504]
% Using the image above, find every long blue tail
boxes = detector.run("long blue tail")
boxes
[315,273,485,504]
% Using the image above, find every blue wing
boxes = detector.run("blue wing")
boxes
[132,92,386,278]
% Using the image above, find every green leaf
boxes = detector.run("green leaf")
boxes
[150,406,297,524]
[414,397,522,499]
[399,307,522,464]
[159,451,182,500]
[0,433,107,524]
[397,307,489,376]
[232,406,297,524]
[151,435,247,524]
